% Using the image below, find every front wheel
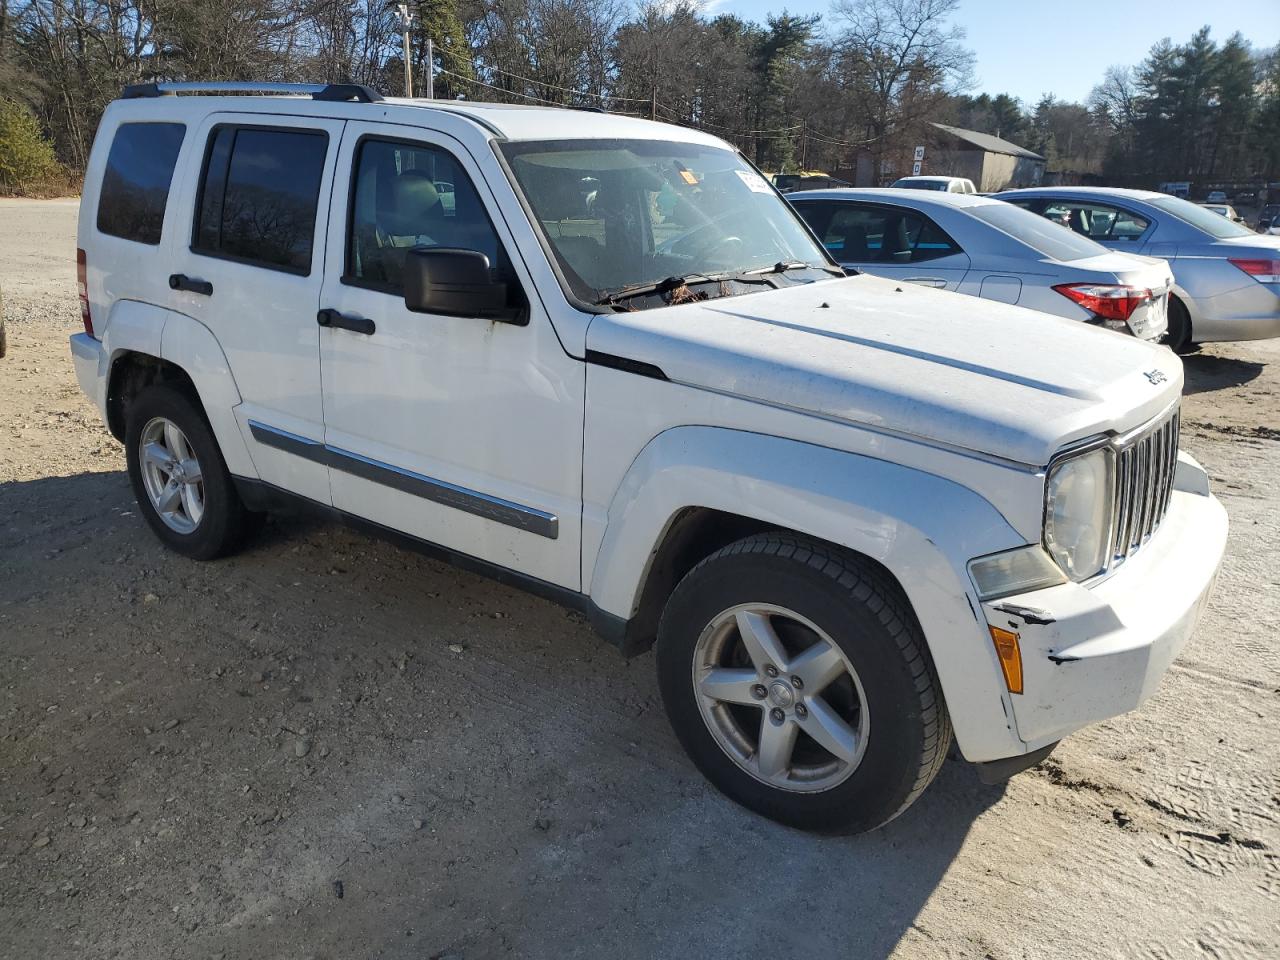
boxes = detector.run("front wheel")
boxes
[124,384,258,560]
[656,534,951,834]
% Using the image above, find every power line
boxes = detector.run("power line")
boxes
[434,43,649,104]
[439,54,872,149]
[436,67,565,106]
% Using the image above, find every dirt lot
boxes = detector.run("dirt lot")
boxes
[1,197,1278,960]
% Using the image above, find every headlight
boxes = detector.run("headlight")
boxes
[1044,446,1114,581]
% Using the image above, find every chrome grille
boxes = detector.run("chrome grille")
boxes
[1111,409,1180,566]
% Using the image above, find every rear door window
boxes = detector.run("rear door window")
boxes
[193,126,329,274]
[96,123,186,245]
[1042,201,1150,242]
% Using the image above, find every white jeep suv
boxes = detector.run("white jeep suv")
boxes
[69,82,1227,834]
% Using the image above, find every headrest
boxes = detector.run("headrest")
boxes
[381,174,441,237]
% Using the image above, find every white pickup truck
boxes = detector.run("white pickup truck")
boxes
[69,83,1227,833]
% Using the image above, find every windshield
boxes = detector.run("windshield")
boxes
[969,201,1110,262]
[498,139,834,307]
[1148,195,1254,239]
[894,179,948,191]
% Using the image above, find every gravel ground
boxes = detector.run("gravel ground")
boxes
[1,198,1278,960]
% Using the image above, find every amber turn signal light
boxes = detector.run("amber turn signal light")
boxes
[989,626,1023,695]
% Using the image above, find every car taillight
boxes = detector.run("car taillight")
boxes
[1228,258,1280,283]
[1052,283,1153,322]
[77,248,95,338]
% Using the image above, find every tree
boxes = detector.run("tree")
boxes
[830,0,973,182]
[413,0,474,98]
[0,96,61,193]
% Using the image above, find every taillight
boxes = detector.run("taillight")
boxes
[77,248,95,338]
[1228,258,1280,283]
[1052,283,1152,322]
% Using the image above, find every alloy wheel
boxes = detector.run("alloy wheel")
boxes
[138,417,205,535]
[691,603,869,793]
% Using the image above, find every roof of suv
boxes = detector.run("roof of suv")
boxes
[110,88,726,146]
[386,98,723,143]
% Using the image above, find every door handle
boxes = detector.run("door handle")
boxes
[317,308,376,335]
[169,274,213,296]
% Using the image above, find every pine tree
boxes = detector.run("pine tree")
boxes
[412,0,475,99]
[0,98,61,194]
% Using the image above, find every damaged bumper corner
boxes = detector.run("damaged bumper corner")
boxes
[980,452,1228,750]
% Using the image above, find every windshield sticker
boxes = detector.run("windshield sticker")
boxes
[677,167,699,185]
[735,169,772,194]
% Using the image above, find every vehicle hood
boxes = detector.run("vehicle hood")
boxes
[586,273,1182,466]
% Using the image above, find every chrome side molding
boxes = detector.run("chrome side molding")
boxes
[248,420,559,539]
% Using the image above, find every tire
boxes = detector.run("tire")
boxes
[124,384,257,560]
[1165,296,1194,354]
[656,533,951,834]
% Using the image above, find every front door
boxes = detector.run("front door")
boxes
[316,121,584,588]
[793,199,971,290]
[166,113,346,504]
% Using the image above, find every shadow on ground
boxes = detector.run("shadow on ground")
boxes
[1181,350,1264,396]
[2,470,1007,960]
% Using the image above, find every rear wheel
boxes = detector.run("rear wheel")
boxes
[656,533,951,834]
[124,385,258,559]
[1165,295,1194,354]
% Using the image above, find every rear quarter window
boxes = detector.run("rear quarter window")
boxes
[96,123,187,245]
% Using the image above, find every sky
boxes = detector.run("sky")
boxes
[709,0,1279,106]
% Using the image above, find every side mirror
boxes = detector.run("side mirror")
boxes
[402,247,526,325]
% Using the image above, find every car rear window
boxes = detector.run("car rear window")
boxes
[193,126,328,274]
[96,122,186,245]
[1148,196,1255,240]
[969,201,1108,262]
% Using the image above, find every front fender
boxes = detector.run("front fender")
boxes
[103,300,257,479]
[589,425,1031,762]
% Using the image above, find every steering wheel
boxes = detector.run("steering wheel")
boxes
[665,216,745,261]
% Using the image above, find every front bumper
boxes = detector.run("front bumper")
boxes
[70,332,107,417]
[980,452,1227,750]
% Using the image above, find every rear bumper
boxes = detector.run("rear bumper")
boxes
[70,332,107,417]
[980,452,1227,751]
[1189,284,1280,342]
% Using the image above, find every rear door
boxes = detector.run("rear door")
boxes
[166,113,345,504]
[792,199,970,290]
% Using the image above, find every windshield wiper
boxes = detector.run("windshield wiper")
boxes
[594,270,782,307]
[760,259,847,278]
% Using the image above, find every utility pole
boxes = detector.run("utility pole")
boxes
[396,3,413,98]
[650,87,657,121]
[426,36,434,100]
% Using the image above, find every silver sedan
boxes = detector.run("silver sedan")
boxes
[993,186,1280,351]
[788,188,1173,341]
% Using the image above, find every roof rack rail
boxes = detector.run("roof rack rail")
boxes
[120,82,383,103]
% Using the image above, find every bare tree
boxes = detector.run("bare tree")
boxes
[829,0,972,180]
